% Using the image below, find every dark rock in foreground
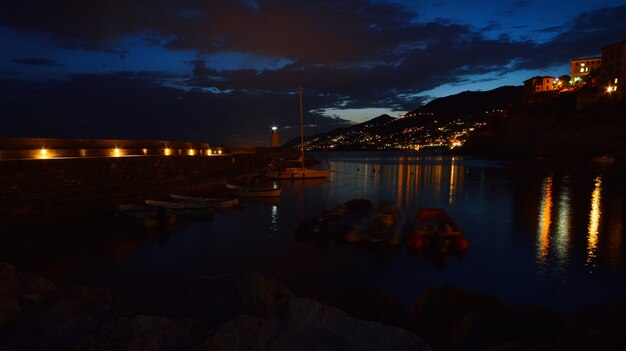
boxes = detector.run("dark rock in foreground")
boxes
[3,262,626,350]
[555,300,626,351]
[305,285,408,328]
[0,263,431,351]
[204,298,430,351]
[412,285,564,350]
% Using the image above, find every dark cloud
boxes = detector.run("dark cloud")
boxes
[1,1,626,144]
[10,58,63,67]
[516,5,626,70]
[498,0,532,17]
[534,25,564,34]
[0,73,352,145]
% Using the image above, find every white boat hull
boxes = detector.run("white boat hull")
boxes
[225,183,282,197]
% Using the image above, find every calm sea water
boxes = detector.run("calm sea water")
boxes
[2,152,625,313]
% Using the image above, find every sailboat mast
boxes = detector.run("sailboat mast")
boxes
[299,87,305,169]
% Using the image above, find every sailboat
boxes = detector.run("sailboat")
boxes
[266,87,332,180]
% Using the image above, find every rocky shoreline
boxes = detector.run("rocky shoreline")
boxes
[1,262,625,350]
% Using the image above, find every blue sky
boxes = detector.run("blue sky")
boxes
[1,0,625,144]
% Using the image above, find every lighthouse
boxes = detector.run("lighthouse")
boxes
[271,126,279,147]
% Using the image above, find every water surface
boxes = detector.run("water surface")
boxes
[2,152,625,313]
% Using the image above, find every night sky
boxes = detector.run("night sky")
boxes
[2,0,626,145]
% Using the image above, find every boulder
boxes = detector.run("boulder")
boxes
[128,315,204,351]
[304,286,408,328]
[555,299,626,351]
[483,338,550,351]
[140,273,294,328]
[57,283,112,305]
[201,298,433,351]
[3,299,104,351]
[76,315,205,351]
[0,262,21,297]
[0,296,21,327]
[449,304,563,350]
[412,285,502,331]
[17,272,57,300]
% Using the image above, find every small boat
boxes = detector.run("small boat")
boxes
[296,199,373,238]
[407,208,468,254]
[266,167,332,180]
[225,182,282,197]
[145,199,198,209]
[116,204,175,227]
[169,194,240,208]
[345,203,405,245]
[590,155,615,164]
[144,199,215,217]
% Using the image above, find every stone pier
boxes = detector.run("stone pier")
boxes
[0,138,279,229]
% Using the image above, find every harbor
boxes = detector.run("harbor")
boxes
[2,152,626,349]
[0,137,282,229]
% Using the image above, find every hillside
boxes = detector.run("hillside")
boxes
[287,86,524,150]
[284,114,396,149]
[461,88,626,157]
[408,86,524,121]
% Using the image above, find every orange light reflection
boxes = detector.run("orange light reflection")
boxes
[586,176,602,271]
[537,175,553,265]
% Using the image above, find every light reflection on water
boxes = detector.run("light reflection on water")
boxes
[270,205,279,235]
[586,176,602,272]
[536,174,553,269]
[1,152,625,313]
[554,176,571,277]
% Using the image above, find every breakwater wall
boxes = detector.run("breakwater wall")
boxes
[0,138,277,228]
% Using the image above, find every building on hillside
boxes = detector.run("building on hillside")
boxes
[524,76,555,94]
[570,57,602,83]
[601,38,626,98]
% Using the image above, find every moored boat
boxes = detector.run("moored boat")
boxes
[590,155,615,164]
[345,203,405,245]
[225,182,282,197]
[266,167,331,180]
[144,199,215,217]
[116,204,175,227]
[266,87,331,180]
[407,208,468,254]
[296,199,373,238]
[169,194,240,208]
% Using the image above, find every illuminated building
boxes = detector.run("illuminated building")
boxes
[524,76,556,94]
[570,57,601,83]
[601,38,626,98]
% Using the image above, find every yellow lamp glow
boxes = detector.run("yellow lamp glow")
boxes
[164,148,171,156]
[217,149,223,155]
[188,149,196,156]
[39,148,49,159]
[113,148,121,157]
[142,148,148,155]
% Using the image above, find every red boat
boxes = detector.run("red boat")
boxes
[407,208,468,254]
